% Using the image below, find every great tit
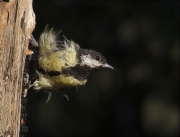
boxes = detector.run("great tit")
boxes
[30,27,113,101]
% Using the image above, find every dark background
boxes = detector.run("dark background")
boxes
[27,0,179,136]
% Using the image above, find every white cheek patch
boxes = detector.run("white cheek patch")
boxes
[80,54,102,68]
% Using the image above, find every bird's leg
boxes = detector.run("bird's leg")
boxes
[61,90,69,101]
[29,35,39,47]
[23,73,31,97]
[46,92,52,103]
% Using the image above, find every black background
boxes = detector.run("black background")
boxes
[27,1,179,136]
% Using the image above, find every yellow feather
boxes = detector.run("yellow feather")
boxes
[34,27,86,90]
[34,72,87,90]
[45,74,87,89]
[38,28,79,72]
[38,48,78,72]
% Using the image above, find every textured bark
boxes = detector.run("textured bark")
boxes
[0,0,35,136]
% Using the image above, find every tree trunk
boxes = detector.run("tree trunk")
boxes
[0,0,35,136]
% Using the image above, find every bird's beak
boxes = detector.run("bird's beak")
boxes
[103,63,114,69]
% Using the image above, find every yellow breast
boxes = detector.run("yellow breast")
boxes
[38,49,78,72]
[38,73,87,90]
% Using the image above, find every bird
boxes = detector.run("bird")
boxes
[29,27,114,101]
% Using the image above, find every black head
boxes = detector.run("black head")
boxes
[78,49,114,71]
[61,49,113,82]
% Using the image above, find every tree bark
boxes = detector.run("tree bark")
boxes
[0,0,35,136]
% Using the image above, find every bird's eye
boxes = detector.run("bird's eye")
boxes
[96,56,100,61]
